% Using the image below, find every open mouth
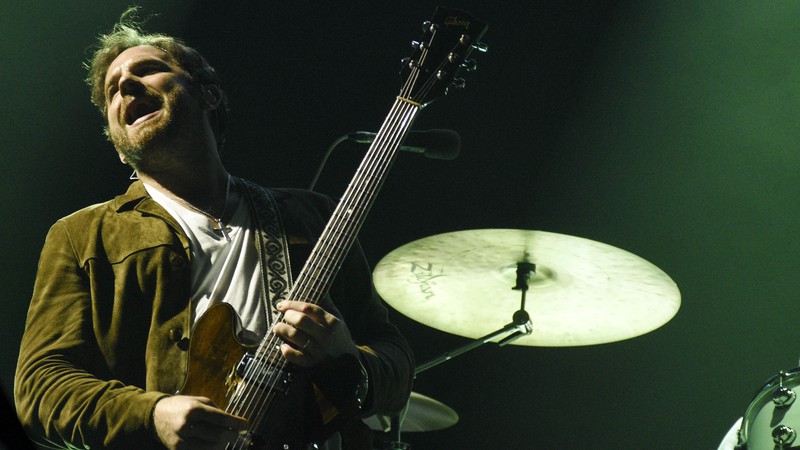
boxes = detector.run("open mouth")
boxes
[125,97,163,127]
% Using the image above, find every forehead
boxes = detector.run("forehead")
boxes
[105,45,176,84]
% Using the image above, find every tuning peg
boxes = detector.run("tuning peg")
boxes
[422,20,437,34]
[451,78,466,90]
[461,59,477,72]
[409,58,422,68]
[400,57,421,73]
[472,41,489,53]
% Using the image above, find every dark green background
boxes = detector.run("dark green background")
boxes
[3,1,800,448]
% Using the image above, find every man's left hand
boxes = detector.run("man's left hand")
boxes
[272,300,358,367]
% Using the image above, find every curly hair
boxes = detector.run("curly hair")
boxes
[85,7,228,149]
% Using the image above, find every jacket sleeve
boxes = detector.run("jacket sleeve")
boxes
[15,221,167,450]
[330,238,415,417]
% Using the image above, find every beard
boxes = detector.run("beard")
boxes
[110,88,201,173]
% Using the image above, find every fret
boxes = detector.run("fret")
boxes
[299,259,336,282]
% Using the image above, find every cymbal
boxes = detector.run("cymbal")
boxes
[363,391,459,432]
[373,229,680,346]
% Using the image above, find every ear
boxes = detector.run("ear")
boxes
[118,152,128,164]
[200,84,222,109]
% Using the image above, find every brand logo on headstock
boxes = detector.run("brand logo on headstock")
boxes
[444,16,470,28]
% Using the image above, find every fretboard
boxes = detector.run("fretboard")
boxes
[291,98,420,304]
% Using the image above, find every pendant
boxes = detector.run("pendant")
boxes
[212,219,232,241]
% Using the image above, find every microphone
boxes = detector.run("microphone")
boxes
[308,128,460,191]
[347,128,461,160]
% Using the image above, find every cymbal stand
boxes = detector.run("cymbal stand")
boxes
[415,261,535,374]
[385,262,535,449]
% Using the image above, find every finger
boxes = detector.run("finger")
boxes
[185,422,247,447]
[279,309,328,342]
[279,342,316,368]
[276,301,329,323]
[272,322,313,350]
[183,402,249,446]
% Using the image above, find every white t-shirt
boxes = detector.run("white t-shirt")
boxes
[144,183,267,344]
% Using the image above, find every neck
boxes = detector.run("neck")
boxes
[137,155,234,220]
[125,117,238,218]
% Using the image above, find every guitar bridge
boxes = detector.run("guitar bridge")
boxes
[235,353,293,395]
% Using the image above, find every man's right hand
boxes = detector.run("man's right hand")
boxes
[153,395,249,450]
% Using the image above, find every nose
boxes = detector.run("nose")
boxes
[118,71,145,97]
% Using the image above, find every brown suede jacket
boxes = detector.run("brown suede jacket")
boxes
[15,180,414,449]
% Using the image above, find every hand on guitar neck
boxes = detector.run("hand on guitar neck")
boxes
[272,300,360,367]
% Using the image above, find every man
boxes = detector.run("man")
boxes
[15,8,414,450]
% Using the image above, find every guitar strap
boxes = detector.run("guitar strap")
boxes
[237,177,293,326]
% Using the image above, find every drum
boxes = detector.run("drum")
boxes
[737,368,800,449]
[717,417,742,450]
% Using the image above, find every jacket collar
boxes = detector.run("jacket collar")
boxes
[112,180,184,237]
[112,180,149,212]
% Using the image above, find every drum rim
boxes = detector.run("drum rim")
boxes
[739,367,800,445]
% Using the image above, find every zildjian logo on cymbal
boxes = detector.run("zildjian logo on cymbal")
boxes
[409,262,444,300]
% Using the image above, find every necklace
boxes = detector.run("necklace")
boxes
[171,174,233,241]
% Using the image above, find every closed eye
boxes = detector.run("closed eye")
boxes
[105,59,172,103]
[135,61,169,76]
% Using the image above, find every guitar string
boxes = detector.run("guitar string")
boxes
[227,37,433,445]
[223,36,436,446]
[304,19,433,295]
[223,100,418,448]
[276,18,435,323]
[298,55,423,288]
[227,22,465,448]
[308,36,428,279]
[297,98,419,301]
[229,102,419,446]
[264,55,423,355]
[226,79,426,450]
[231,108,415,449]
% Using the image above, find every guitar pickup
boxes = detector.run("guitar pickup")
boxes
[235,353,292,394]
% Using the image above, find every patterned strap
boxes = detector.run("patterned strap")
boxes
[237,178,292,325]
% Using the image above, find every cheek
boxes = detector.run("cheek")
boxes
[106,102,123,127]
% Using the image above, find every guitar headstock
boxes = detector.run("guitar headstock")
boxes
[399,6,488,107]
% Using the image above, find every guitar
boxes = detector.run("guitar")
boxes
[180,6,488,449]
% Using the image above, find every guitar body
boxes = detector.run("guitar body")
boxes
[178,6,488,448]
[179,304,319,449]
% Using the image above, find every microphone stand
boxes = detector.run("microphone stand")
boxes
[308,134,349,191]
[384,262,536,449]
